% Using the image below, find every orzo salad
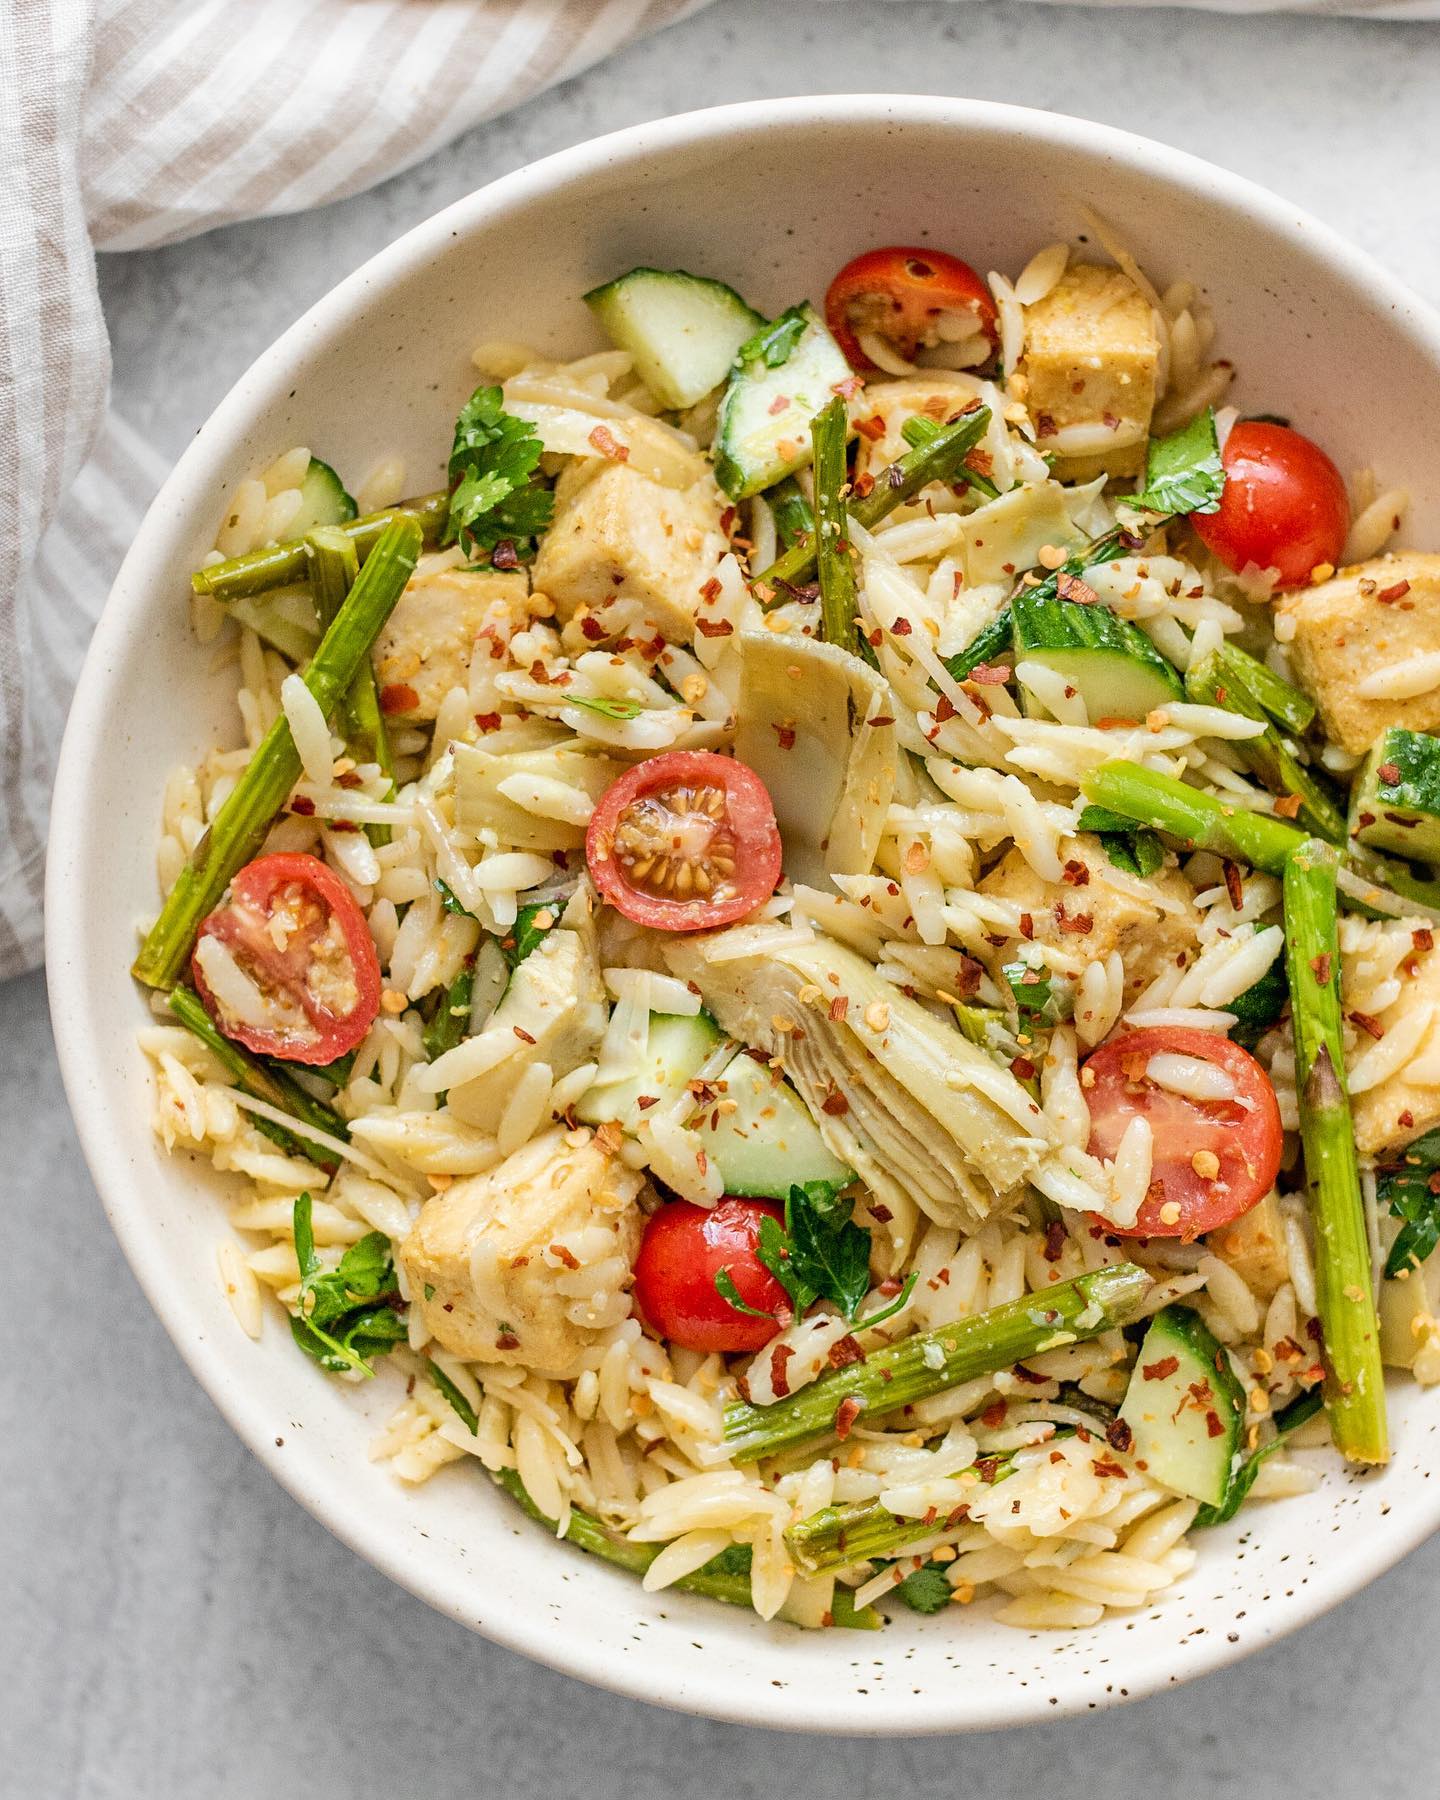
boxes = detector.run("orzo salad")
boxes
[138,220,1440,1633]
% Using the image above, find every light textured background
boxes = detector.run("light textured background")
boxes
[11,2,1440,1793]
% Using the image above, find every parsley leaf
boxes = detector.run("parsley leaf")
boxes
[1194,1388,1322,1526]
[1228,953,1290,1050]
[434,877,473,917]
[290,1194,405,1377]
[444,384,554,561]
[738,306,809,369]
[1133,406,1224,518]
[720,1183,914,1328]
[500,901,559,970]
[891,1562,953,1614]
[1002,959,1056,1023]
[563,694,646,722]
[1378,1125,1440,1278]
[713,1268,777,1321]
[1077,804,1165,878]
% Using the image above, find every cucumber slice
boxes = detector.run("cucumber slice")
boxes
[575,1011,723,1131]
[227,583,319,662]
[1118,1305,1244,1506]
[584,268,764,411]
[691,1050,853,1200]
[288,457,358,537]
[1351,726,1440,864]
[1012,591,1182,723]
[713,303,853,500]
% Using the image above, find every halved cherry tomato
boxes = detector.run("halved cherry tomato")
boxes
[192,852,382,1064]
[824,246,998,373]
[633,1198,787,1353]
[1191,420,1350,588]
[585,750,781,932]
[1083,1028,1283,1239]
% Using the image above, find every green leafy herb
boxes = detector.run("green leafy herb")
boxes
[1077,803,1165,878]
[564,693,646,722]
[1002,959,1055,1023]
[1194,1388,1322,1526]
[713,1268,777,1321]
[423,964,474,1065]
[434,877,473,917]
[890,1562,953,1615]
[1133,406,1225,518]
[715,1183,916,1328]
[428,1359,480,1435]
[444,384,554,560]
[700,1543,753,1578]
[1228,953,1290,1050]
[290,1194,405,1377]
[1378,1125,1440,1278]
[501,900,559,970]
[739,306,809,369]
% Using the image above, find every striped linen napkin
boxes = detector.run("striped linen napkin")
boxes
[2,0,1433,977]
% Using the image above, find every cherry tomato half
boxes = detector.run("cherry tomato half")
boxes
[585,750,781,932]
[824,246,998,373]
[192,852,382,1064]
[632,1198,787,1353]
[1083,1028,1283,1239]
[1191,420,1350,589]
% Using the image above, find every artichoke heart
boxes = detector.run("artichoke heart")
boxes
[665,928,1054,1234]
[732,630,896,889]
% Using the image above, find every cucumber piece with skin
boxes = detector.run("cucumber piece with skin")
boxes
[713,303,853,500]
[289,457,358,538]
[690,1049,854,1200]
[1351,727,1440,864]
[1011,591,1183,723]
[575,1011,723,1131]
[584,268,764,411]
[1118,1305,1245,1507]
[227,583,319,662]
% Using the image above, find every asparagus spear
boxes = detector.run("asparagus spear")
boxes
[1283,838,1388,1464]
[809,396,865,658]
[494,1470,879,1628]
[168,986,349,1168]
[1208,641,1315,736]
[787,1454,1016,1577]
[753,406,991,598]
[192,491,447,605]
[723,1262,1151,1463]
[134,516,422,990]
[769,477,815,554]
[307,526,394,847]
[1080,762,1306,874]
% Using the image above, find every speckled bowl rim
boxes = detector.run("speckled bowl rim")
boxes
[47,94,1440,1732]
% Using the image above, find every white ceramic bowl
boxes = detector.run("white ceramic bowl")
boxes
[48,95,1440,1732]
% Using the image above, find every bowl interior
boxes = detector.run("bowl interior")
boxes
[48,96,1440,1732]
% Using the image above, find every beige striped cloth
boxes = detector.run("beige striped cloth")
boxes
[3,0,1435,977]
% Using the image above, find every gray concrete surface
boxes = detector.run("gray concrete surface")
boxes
[11,2,1440,1793]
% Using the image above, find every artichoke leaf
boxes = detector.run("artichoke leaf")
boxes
[732,630,896,889]
[454,740,624,851]
[959,482,1086,587]
[665,929,1054,1239]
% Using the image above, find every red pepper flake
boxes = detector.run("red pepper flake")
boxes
[1399,1108,1415,1129]
[635,1094,661,1111]
[1416,926,1437,953]
[495,1331,520,1350]
[828,995,850,1022]
[528,659,550,685]
[1377,760,1403,787]
[696,617,734,638]
[889,616,914,637]
[853,472,876,499]
[289,794,316,816]
[1061,859,1090,888]
[1010,1056,1037,1081]
[855,414,887,442]
[697,576,724,605]
[1056,572,1099,606]
[1223,859,1245,911]
[1092,1455,1128,1478]
[772,722,797,751]
[1105,1417,1134,1453]
[578,614,607,643]
[877,1276,903,1299]
[1102,410,1121,431]
[827,1334,865,1370]
[1057,908,1093,936]
[490,540,519,571]
[1377,580,1412,604]
[1143,1355,1180,1381]
[335,769,363,789]
[1273,793,1303,819]
[512,1026,537,1045]
[834,1395,863,1439]
[770,1343,795,1399]
[1348,1010,1385,1041]
[933,693,957,725]
[866,714,895,729]
[968,661,1010,685]
[1012,1362,1049,1386]
[1204,1411,1224,1440]
[379,682,418,715]
[549,1243,580,1270]
[980,1400,1008,1428]
[870,1203,893,1223]
[1035,411,1057,439]
[820,1087,849,1117]
[974,1455,1003,1484]
[718,506,737,536]
[1310,952,1333,986]
[587,423,629,462]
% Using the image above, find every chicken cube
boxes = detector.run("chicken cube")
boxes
[532,459,728,644]
[1019,263,1159,481]
[1348,937,1440,1156]
[1276,552,1440,755]
[373,564,529,723]
[399,1125,643,1378]
[1209,1189,1289,1302]
[977,834,1195,1005]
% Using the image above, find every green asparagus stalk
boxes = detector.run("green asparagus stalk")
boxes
[168,986,349,1168]
[769,477,815,554]
[723,1262,1152,1463]
[1283,839,1388,1464]
[192,490,447,605]
[494,1470,879,1628]
[787,1454,1016,1576]
[306,526,394,848]
[1209,641,1315,736]
[1184,649,1346,842]
[810,397,865,658]
[753,405,992,597]
[134,516,423,990]
[1080,762,1306,874]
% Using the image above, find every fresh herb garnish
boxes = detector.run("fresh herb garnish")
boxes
[700,1543,753,1578]
[564,693,647,722]
[444,383,554,561]
[1194,1388,1322,1526]
[739,306,809,370]
[714,1268,776,1321]
[1132,406,1225,518]
[501,901,559,970]
[1228,953,1290,1049]
[890,1561,953,1614]
[717,1183,917,1328]
[434,877,473,917]
[290,1194,406,1377]
[1378,1124,1440,1278]
[1077,803,1165,878]
[1002,959,1056,1023]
